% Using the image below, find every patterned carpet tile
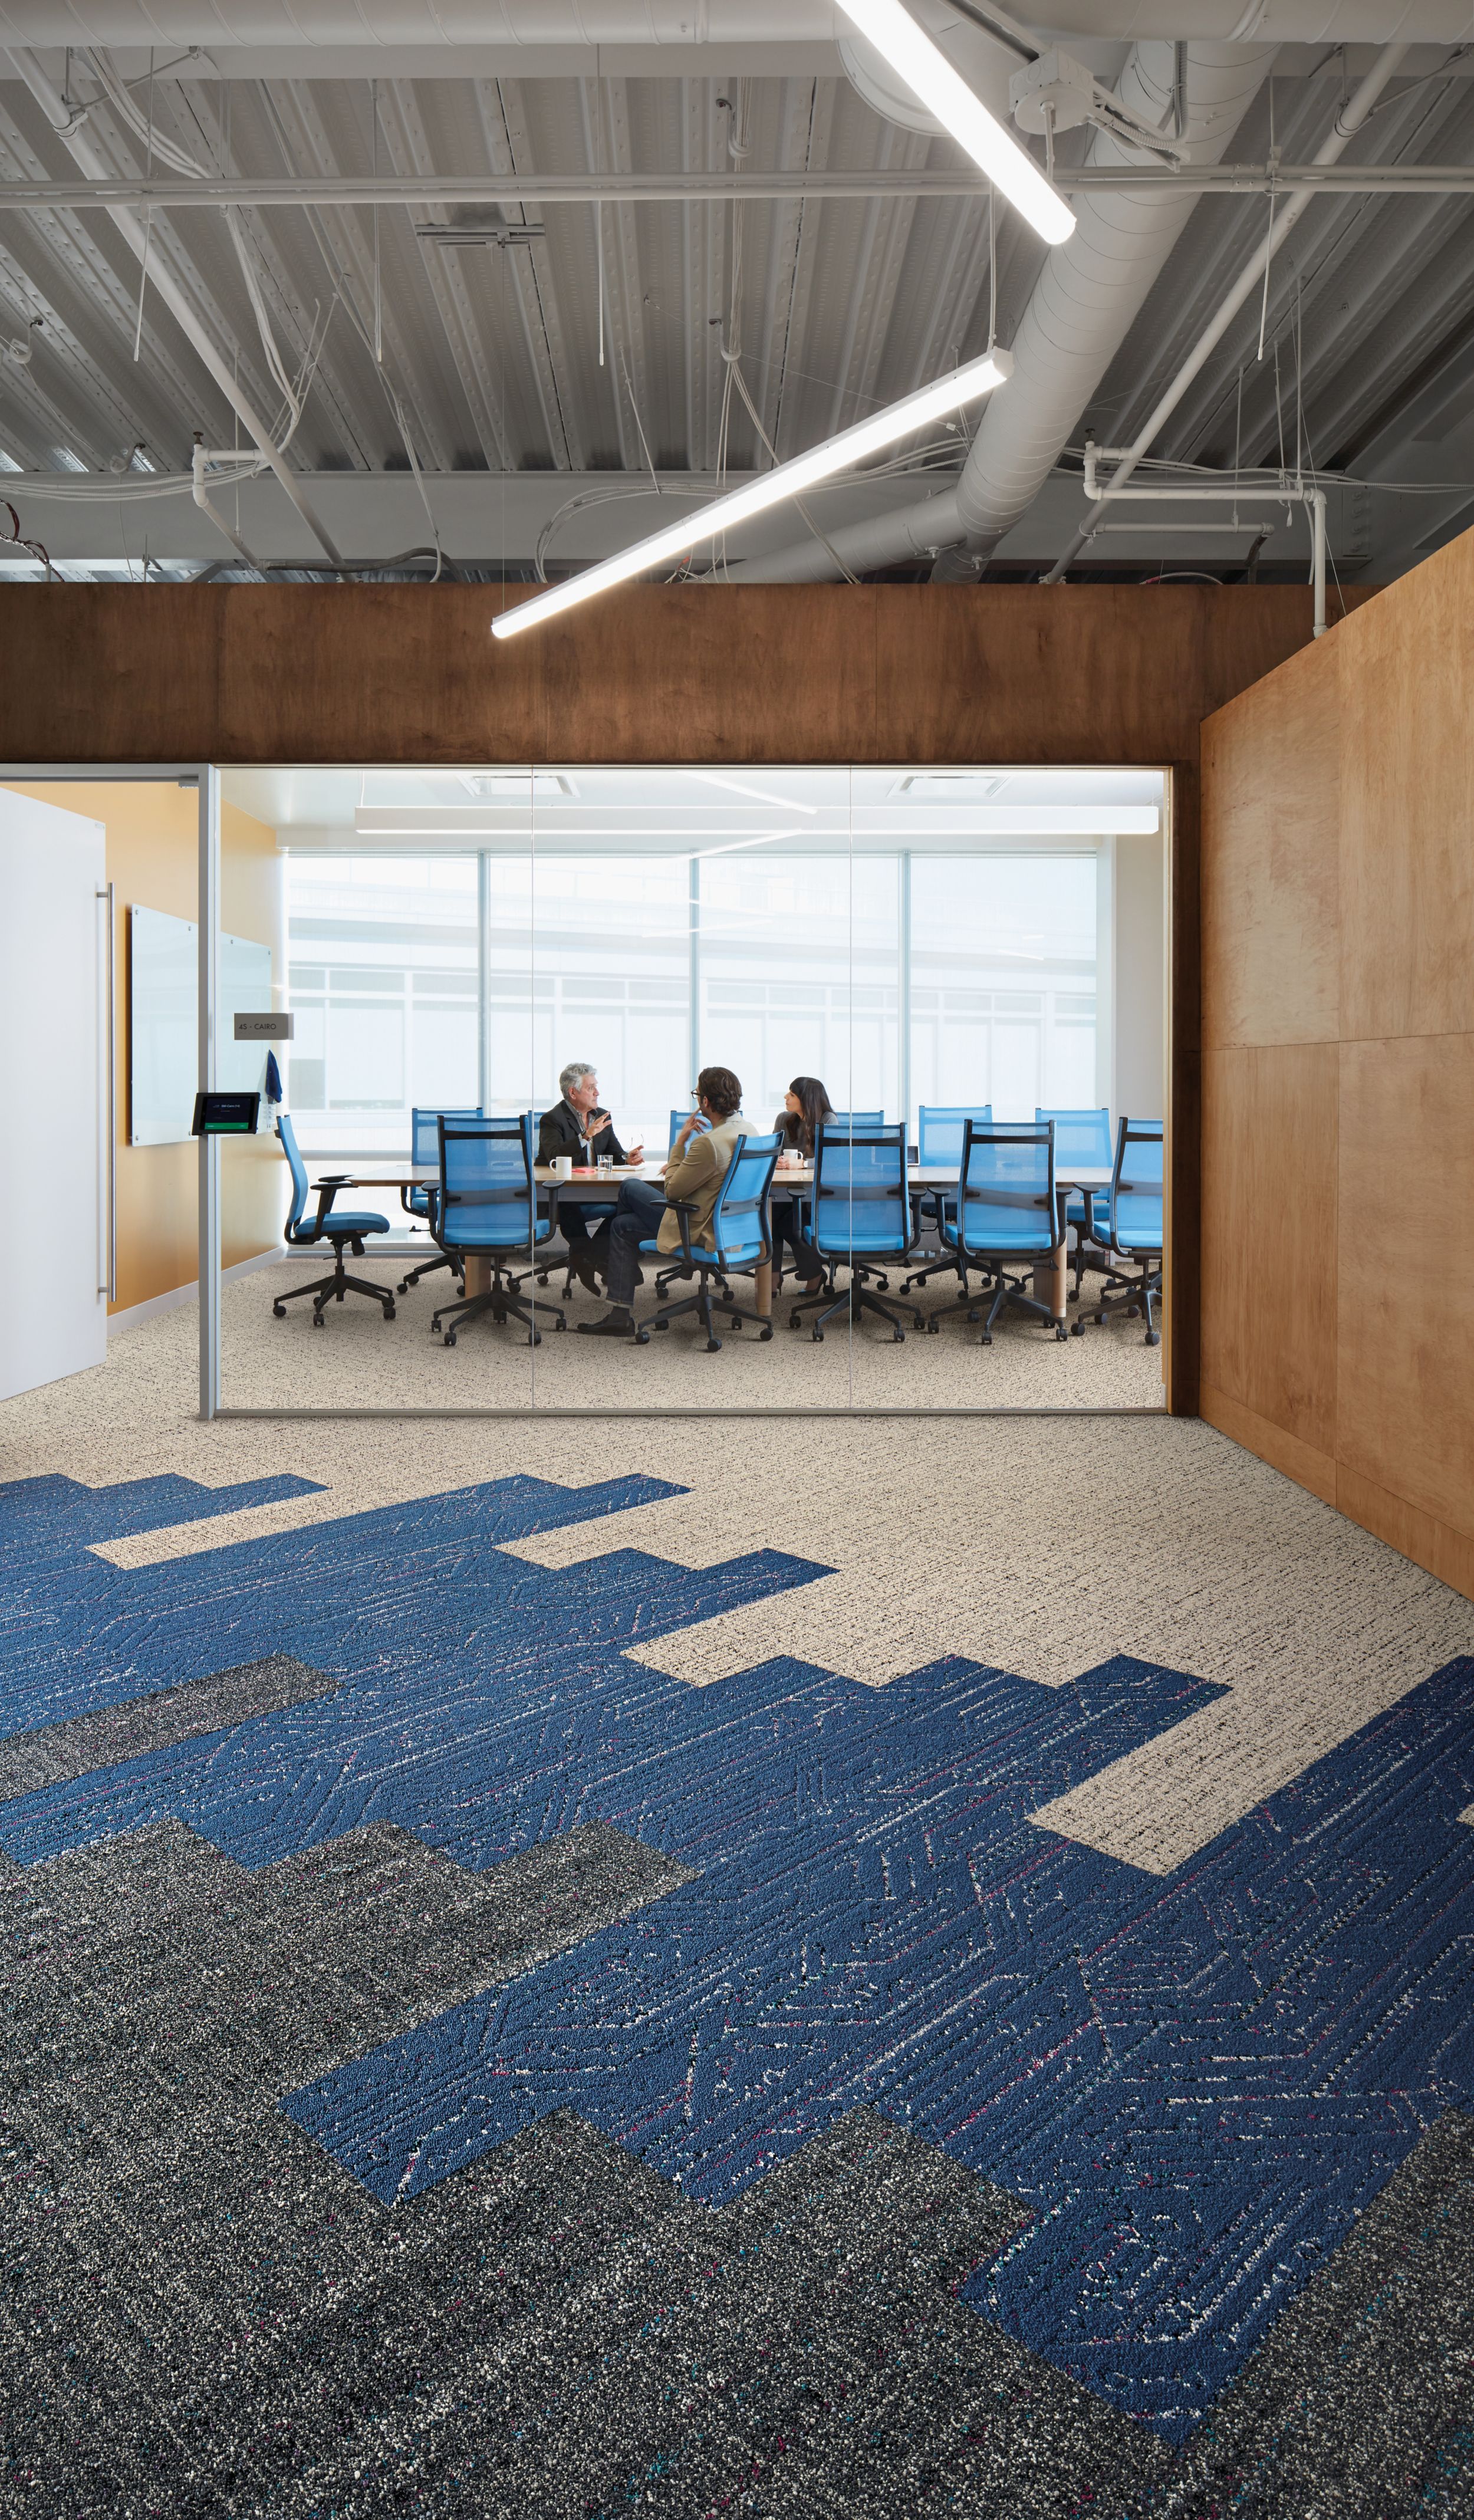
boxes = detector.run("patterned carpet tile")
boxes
[4,1466,1474,2512]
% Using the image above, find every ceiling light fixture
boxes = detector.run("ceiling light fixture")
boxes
[837,0,1074,246]
[690,772,819,815]
[491,347,1012,641]
[695,826,808,861]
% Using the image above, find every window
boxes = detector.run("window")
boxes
[287,856,478,1152]
[909,855,1097,1116]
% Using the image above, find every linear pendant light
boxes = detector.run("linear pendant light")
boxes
[492,346,1012,640]
[838,0,1075,246]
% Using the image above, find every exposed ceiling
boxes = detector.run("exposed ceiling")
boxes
[0,17,1470,593]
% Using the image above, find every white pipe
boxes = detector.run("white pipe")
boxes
[726,38,1276,585]
[1042,40,1407,583]
[190,439,265,575]
[1077,446,1328,629]
[4,47,341,568]
[0,2,1465,42]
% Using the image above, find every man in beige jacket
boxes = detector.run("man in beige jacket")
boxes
[577,1065,745,1339]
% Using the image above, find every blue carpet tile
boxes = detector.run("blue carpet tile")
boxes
[3,1468,1473,2514]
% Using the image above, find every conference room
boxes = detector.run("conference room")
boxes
[203,758,1166,1413]
[2,758,1166,1417]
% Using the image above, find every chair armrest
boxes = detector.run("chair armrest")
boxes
[311,1182,344,1232]
[664,1195,699,1265]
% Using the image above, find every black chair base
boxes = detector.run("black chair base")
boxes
[431,1266,566,1347]
[1071,1256,1162,1345]
[273,1238,397,1328]
[927,1262,1067,1345]
[788,1267,922,1343]
[397,1249,462,1296]
[637,1263,769,1353]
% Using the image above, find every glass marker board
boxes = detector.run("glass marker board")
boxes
[129,904,274,1144]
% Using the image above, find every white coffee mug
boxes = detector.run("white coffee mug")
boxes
[553,1154,573,1180]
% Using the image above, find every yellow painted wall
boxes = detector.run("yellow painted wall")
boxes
[4,781,285,1314]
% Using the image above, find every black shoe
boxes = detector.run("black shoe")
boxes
[578,1310,634,1338]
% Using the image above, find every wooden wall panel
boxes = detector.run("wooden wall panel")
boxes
[1338,562,1474,1045]
[1336,1032,1474,1538]
[1200,1041,1339,1457]
[0,582,1335,768]
[1201,521,1474,1600]
[1201,639,1341,1050]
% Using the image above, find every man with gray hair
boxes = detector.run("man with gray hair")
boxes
[537,1064,644,1292]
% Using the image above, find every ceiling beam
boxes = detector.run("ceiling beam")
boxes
[4,166,1474,211]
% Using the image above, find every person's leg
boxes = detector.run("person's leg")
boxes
[779,1195,825,1293]
[580,1179,664,1334]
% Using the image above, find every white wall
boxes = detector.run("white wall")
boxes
[1096,832,1165,1125]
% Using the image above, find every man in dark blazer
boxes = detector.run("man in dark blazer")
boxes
[538,1062,644,1291]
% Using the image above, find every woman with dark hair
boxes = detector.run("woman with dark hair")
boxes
[770,1074,832,1296]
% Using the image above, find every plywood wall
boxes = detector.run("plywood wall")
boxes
[5,782,285,1317]
[1200,523,1474,1594]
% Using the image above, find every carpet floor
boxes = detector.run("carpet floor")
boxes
[1,1312,1472,2515]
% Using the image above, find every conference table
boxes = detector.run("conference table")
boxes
[325,1158,1116,1328]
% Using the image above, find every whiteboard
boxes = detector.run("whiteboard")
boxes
[129,905,274,1144]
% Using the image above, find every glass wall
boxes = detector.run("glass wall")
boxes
[219,763,1166,1415]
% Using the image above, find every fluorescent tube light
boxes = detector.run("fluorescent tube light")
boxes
[690,772,819,815]
[838,0,1074,246]
[492,347,1012,641]
[695,826,807,861]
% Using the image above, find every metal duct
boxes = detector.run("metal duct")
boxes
[725,38,1276,584]
[0,2,1470,43]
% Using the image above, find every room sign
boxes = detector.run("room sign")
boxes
[233,1011,294,1039]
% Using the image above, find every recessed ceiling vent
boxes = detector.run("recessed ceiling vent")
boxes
[456,771,579,801]
[891,772,1009,800]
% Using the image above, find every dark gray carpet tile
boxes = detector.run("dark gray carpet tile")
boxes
[1162,2107,1474,2520]
[0,1656,338,1802]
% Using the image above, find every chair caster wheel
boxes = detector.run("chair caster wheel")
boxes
[981,1333,993,1345]
[656,1318,670,1331]
[812,1329,824,1343]
[789,1313,802,1330]
[1055,1324,1068,1342]
[730,1317,742,1330]
[312,1314,326,1329]
[967,1310,980,1325]
[760,1325,773,1341]
[1146,1330,1160,1347]
[443,1331,456,1347]
[396,1280,410,1296]
[1071,1320,1085,1337]
[926,1319,939,1335]
[913,1312,925,1331]
[893,1329,905,1343]
[554,1318,567,1331]
[272,1302,286,1318]
[635,1329,650,1344]
[706,1338,722,1353]
[384,1305,396,1321]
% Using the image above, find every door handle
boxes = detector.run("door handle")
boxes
[96,881,116,1302]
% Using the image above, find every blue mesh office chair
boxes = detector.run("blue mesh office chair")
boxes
[932,1119,1067,1345]
[398,1104,483,1295]
[825,1109,884,1129]
[430,1115,564,1347]
[1036,1106,1113,1300]
[1072,1116,1163,1344]
[636,1130,781,1353]
[904,1104,993,1294]
[271,1113,396,1329]
[789,1121,920,1342]
[668,1106,710,1154]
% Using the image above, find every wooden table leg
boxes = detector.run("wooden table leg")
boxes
[464,1256,491,1299]
[754,1259,772,1317]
